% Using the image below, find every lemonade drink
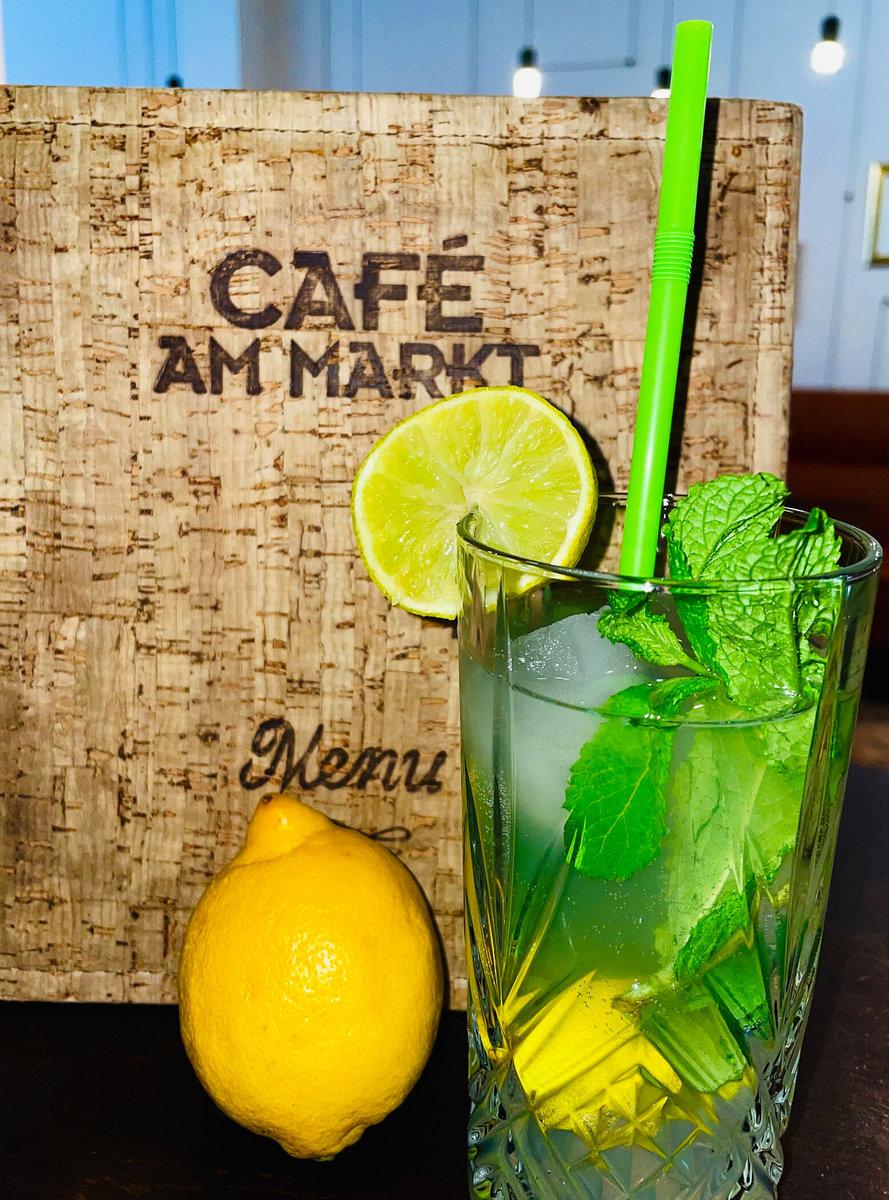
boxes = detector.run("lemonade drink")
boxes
[348,386,880,1200]
[458,489,880,1200]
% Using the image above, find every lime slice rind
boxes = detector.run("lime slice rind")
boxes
[351,386,598,620]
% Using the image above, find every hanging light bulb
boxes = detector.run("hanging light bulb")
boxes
[513,47,542,98]
[651,66,671,98]
[811,15,846,74]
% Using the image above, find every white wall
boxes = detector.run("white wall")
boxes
[240,0,889,390]
[2,1,884,388]
[3,0,240,89]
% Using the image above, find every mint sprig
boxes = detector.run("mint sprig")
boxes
[560,472,844,1091]
[563,471,842,909]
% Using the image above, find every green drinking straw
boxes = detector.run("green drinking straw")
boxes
[620,20,713,577]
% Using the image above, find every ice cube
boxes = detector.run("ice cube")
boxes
[508,687,601,837]
[462,613,652,842]
[509,611,647,710]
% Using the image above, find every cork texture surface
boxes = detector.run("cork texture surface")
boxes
[0,87,801,1004]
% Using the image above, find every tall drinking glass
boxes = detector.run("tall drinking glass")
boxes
[457,496,881,1200]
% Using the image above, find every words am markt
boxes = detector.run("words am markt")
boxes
[153,247,542,399]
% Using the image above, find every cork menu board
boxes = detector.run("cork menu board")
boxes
[0,87,800,1005]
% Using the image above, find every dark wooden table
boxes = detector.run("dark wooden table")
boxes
[2,763,887,1200]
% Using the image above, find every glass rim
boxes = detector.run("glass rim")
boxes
[456,493,883,592]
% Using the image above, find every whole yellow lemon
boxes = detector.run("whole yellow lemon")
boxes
[178,793,444,1158]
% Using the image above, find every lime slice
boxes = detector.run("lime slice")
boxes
[350,386,597,619]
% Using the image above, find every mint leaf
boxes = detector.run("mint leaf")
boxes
[600,683,664,720]
[665,488,842,714]
[563,720,672,880]
[744,508,842,774]
[664,473,787,580]
[675,889,749,979]
[674,896,773,1037]
[601,676,719,722]
[754,708,817,779]
[730,506,840,583]
[704,947,771,1037]
[607,588,648,615]
[656,730,739,963]
[598,605,707,673]
[687,581,802,712]
[779,507,841,577]
[649,675,720,716]
[662,473,790,705]
[596,478,785,675]
[639,982,747,1092]
[657,723,805,969]
[704,508,840,713]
